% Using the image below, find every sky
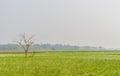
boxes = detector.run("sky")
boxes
[0,0,120,48]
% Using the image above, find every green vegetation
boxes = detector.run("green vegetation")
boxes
[0,51,120,76]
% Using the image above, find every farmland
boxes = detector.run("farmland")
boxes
[0,51,120,76]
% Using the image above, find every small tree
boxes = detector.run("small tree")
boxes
[15,33,35,57]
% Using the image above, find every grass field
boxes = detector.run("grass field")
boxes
[0,51,120,76]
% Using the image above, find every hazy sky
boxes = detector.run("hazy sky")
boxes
[0,0,120,48]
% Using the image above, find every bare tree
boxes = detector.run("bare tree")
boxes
[15,33,35,57]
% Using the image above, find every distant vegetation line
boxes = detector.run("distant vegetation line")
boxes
[0,44,105,51]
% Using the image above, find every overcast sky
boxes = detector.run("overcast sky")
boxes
[0,0,120,48]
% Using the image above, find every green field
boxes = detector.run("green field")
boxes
[0,51,120,76]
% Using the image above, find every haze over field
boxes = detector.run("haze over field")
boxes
[0,0,120,48]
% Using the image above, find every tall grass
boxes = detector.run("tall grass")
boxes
[0,51,120,76]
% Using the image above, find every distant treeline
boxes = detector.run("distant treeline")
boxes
[0,44,105,51]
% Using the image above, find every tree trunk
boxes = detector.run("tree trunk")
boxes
[25,50,28,57]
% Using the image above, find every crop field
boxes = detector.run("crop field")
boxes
[0,51,120,76]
